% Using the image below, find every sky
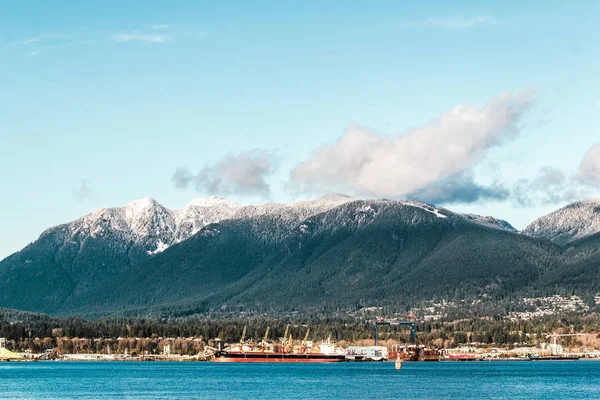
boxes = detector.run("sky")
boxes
[0,0,599,259]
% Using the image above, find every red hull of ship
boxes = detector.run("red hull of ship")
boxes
[214,352,345,363]
[447,354,477,361]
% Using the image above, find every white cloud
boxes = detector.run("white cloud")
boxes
[290,90,534,203]
[513,167,588,207]
[112,33,169,43]
[22,33,68,45]
[578,143,600,186]
[403,15,504,30]
[172,149,278,198]
[511,144,600,207]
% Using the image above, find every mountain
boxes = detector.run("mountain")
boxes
[537,231,600,294]
[0,195,352,312]
[0,196,597,317]
[523,199,600,245]
[0,196,240,311]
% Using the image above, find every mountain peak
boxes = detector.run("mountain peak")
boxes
[571,198,600,206]
[523,198,600,245]
[126,197,161,210]
[187,197,240,208]
[317,193,354,202]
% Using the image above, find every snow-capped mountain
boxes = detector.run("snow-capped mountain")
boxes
[0,194,357,311]
[78,197,546,317]
[16,194,519,262]
[33,194,356,258]
[523,199,600,245]
[38,196,233,258]
[4,194,596,316]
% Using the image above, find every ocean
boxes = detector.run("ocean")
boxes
[0,361,598,399]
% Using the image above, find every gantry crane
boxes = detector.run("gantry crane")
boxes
[374,319,415,346]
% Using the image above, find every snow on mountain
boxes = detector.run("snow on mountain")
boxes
[462,214,517,232]
[29,193,524,264]
[124,197,177,239]
[408,202,448,219]
[173,197,241,240]
[37,196,239,258]
[35,194,355,257]
[283,199,461,246]
[523,199,600,245]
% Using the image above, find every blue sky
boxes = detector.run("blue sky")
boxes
[1,0,599,259]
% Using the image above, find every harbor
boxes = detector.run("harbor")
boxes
[2,322,598,363]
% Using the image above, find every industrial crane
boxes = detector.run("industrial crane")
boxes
[282,325,290,352]
[262,327,270,344]
[239,326,247,348]
[543,331,586,355]
[301,329,311,353]
[261,327,270,351]
[283,326,289,343]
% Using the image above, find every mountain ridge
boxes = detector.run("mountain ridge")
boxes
[0,196,598,317]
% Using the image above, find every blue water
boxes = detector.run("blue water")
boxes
[0,361,598,399]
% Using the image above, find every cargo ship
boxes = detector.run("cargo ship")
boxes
[212,327,346,363]
[214,351,346,363]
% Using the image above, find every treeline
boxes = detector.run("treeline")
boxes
[1,308,598,354]
[5,337,205,357]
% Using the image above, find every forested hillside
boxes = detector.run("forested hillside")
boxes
[1,198,597,318]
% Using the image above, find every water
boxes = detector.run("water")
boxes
[0,361,598,399]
